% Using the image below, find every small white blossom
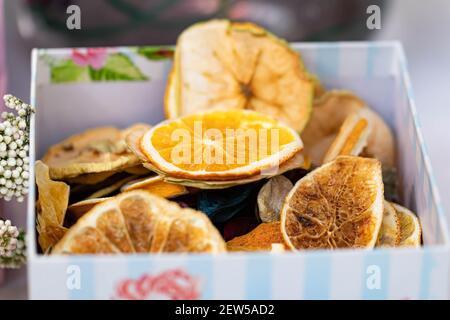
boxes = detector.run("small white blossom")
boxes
[0,219,26,268]
[0,95,34,202]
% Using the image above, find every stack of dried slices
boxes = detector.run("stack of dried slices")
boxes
[36,20,421,255]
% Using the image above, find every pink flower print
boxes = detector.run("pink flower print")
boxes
[71,48,108,70]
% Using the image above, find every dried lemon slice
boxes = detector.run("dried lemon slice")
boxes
[52,190,226,254]
[42,126,141,180]
[165,19,315,132]
[322,109,371,163]
[140,109,303,181]
[391,203,422,247]
[302,90,395,167]
[35,161,70,252]
[376,201,401,247]
[281,156,384,250]
[121,175,188,198]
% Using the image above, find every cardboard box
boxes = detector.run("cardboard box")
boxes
[28,42,450,299]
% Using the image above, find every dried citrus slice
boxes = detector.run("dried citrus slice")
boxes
[140,109,303,181]
[121,175,188,198]
[42,126,141,179]
[281,156,383,250]
[226,222,287,252]
[165,19,314,132]
[126,121,309,188]
[322,109,371,163]
[52,190,226,254]
[391,203,422,247]
[376,201,401,247]
[302,90,395,167]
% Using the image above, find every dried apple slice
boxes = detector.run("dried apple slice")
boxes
[165,19,315,132]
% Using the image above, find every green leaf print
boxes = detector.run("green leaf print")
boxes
[89,53,148,81]
[51,60,90,83]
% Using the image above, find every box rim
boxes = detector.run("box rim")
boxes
[27,42,450,263]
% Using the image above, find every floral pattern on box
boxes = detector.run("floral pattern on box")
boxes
[42,47,174,84]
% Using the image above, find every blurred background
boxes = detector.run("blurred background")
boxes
[1,0,450,298]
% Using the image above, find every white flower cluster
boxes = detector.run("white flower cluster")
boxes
[0,219,26,268]
[0,94,34,202]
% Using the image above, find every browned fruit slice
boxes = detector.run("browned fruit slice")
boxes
[226,222,287,252]
[52,190,226,254]
[281,156,384,250]
[322,109,371,163]
[35,161,70,252]
[302,90,395,167]
[42,126,141,179]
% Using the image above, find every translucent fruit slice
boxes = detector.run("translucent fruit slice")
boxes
[376,201,401,247]
[391,203,422,247]
[140,109,303,181]
[53,190,226,254]
[165,19,314,132]
[281,156,384,250]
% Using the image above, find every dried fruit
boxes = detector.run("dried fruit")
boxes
[302,90,395,167]
[140,109,303,181]
[226,222,286,252]
[35,161,70,252]
[67,197,112,221]
[53,190,226,254]
[281,156,384,250]
[257,175,293,222]
[376,201,401,247]
[165,19,315,132]
[121,175,188,199]
[85,175,137,199]
[391,203,422,247]
[322,109,372,163]
[42,126,141,179]
[65,171,116,185]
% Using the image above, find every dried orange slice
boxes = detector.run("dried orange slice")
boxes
[281,156,383,250]
[53,190,226,254]
[140,109,303,181]
[391,203,422,247]
[302,90,395,167]
[121,175,188,198]
[376,201,401,247]
[165,20,314,132]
